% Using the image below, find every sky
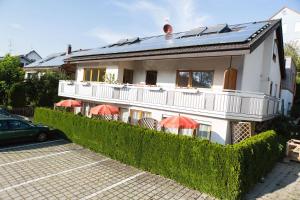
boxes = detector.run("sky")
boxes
[0,0,300,57]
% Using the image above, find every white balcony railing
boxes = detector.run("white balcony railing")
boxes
[58,80,280,121]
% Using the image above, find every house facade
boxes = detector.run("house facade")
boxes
[271,7,300,47]
[58,20,285,145]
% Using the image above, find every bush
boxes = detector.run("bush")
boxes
[34,108,284,200]
[9,82,27,108]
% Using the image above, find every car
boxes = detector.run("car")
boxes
[0,117,50,143]
[0,107,30,121]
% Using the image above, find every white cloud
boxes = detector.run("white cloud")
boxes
[87,0,211,44]
[87,28,132,44]
[113,0,210,32]
[9,23,24,30]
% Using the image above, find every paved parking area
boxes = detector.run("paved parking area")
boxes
[246,161,300,200]
[0,140,214,200]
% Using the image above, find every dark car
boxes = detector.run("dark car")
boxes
[0,108,30,121]
[0,117,50,142]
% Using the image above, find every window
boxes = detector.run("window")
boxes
[196,124,211,140]
[176,70,213,88]
[8,120,30,129]
[123,69,134,84]
[295,22,300,32]
[145,71,157,85]
[83,68,106,82]
[0,121,8,130]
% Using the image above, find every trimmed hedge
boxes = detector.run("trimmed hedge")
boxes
[34,108,284,200]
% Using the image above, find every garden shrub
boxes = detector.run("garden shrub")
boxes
[34,108,284,200]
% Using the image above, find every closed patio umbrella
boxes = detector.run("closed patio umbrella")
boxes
[90,104,119,116]
[159,115,199,129]
[55,99,81,107]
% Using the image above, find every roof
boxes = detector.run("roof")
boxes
[270,7,300,19]
[66,19,285,78]
[24,49,88,68]
[25,50,42,60]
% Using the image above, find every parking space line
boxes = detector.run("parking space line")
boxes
[0,139,66,151]
[81,172,146,200]
[0,150,72,167]
[0,158,110,193]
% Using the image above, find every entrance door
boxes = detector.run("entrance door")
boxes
[223,68,237,90]
[145,71,157,85]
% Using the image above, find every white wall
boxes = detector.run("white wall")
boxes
[75,56,244,90]
[241,32,281,97]
[271,7,300,48]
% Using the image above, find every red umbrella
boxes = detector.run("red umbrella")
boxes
[55,99,81,107]
[90,104,119,116]
[159,115,199,129]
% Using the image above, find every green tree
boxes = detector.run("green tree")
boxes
[9,82,27,108]
[284,42,300,71]
[25,71,68,107]
[0,54,24,105]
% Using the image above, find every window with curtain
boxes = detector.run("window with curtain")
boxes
[176,70,213,88]
[196,124,211,140]
[83,68,106,82]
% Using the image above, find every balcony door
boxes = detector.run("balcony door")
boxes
[223,68,237,90]
[123,69,134,84]
[145,71,157,85]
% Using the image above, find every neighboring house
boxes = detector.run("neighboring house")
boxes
[271,7,300,47]
[0,50,42,67]
[281,57,296,115]
[24,45,87,79]
[58,19,285,145]
[271,7,299,116]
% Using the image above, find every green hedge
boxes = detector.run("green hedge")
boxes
[34,108,284,200]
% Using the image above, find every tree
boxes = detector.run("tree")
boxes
[25,71,69,107]
[9,82,27,108]
[0,55,24,105]
[284,42,300,71]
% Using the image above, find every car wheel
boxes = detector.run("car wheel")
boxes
[37,132,47,142]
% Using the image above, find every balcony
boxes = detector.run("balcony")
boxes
[58,80,280,121]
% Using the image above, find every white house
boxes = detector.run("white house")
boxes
[58,19,285,145]
[281,57,296,115]
[271,7,299,116]
[271,7,300,47]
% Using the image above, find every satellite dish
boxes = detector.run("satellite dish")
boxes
[163,24,173,34]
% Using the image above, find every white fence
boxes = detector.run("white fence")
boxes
[59,80,280,121]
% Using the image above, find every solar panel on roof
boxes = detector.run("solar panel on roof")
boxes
[202,24,231,35]
[70,21,269,58]
[181,27,207,38]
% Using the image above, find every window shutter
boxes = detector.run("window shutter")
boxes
[223,68,237,90]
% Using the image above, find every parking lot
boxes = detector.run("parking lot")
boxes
[0,140,214,200]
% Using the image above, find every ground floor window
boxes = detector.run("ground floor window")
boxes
[83,68,106,82]
[130,109,151,125]
[176,70,213,88]
[196,124,212,140]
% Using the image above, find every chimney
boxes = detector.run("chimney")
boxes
[67,44,72,54]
